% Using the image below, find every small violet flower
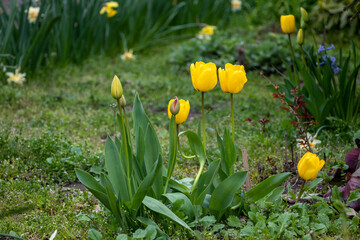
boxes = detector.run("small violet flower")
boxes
[318,45,325,53]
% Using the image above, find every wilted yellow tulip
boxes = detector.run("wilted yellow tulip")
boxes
[190,61,217,92]
[111,75,123,100]
[297,152,325,181]
[280,15,295,34]
[100,1,119,18]
[168,99,190,124]
[218,63,247,94]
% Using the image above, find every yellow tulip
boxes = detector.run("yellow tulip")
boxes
[297,152,325,181]
[300,8,309,22]
[190,61,217,92]
[280,15,295,34]
[168,99,190,124]
[111,75,123,100]
[218,63,247,94]
[100,1,119,18]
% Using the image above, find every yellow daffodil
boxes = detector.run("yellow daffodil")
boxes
[111,75,123,100]
[190,61,217,92]
[6,69,26,86]
[28,6,40,23]
[218,63,247,94]
[280,15,295,34]
[297,152,325,181]
[121,50,135,61]
[197,25,216,40]
[100,1,119,18]
[231,0,242,12]
[168,98,190,124]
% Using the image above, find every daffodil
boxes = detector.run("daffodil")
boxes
[297,152,325,181]
[121,50,135,61]
[297,133,321,151]
[231,0,242,12]
[168,98,190,125]
[100,1,119,18]
[197,25,216,40]
[6,69,26,86]
[28,6,40,23]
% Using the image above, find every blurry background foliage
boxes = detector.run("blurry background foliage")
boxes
[0,0,232,75]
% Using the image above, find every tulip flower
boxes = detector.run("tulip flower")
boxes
[218,63,247,142]
[296,152,325,202]
[100,1,119,18]
[218,63,247,94]
[190,61,218,149]
[281,15,298,85]
[297,152,325,181]
[297,29,304,46]
[280,15,295,34]
[168,98,190,125]
[111,75,123,100]
[190,61,217,92]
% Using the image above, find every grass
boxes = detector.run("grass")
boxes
[1,39,359,239]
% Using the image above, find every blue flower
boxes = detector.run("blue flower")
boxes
[319,62,325,66]
[330,56,336,63]
[322,55,328,61]
[318,45,325,53]
[332,67,340,75]
[326,44,335,51]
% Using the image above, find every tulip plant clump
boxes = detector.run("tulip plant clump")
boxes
[76,60,295,238]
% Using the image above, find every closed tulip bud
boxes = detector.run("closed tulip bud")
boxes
[297,152,325,181]
[218,63,247,94]
[280,15,295,34]
[168,98,190,124]
[300,8,309,22]
[169,96,180,116]
[190,61,217,92]
[120,95,126,107]
[297,29,304,45]
[111,75,123,100]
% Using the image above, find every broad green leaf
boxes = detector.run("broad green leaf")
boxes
[191,160,220,205]
[163,192,196,220]
[246,172,291,202]
[142,196,195,235]
[266,186,285,202]
[179,131,206,167]
[102,174,122,225]
[209,171,247,218]
[165,116,177,193]
[131,157,162,212]
[75,169,111,210]
[104,136,130,201]
[167,178,191,196]
[88,229,102,240]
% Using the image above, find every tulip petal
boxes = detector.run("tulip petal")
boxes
[197,68,217,92]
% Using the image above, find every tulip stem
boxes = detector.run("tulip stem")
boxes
[177,124,196,159]
[300,45,307,68]
[230,93,235,143]
[288,34,299,86]
[192,162,205,193]
[118,99,132,200]
[201,92,206,150]
[296,180,306,203]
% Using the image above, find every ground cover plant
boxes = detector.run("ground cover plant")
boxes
[1,0,360,239]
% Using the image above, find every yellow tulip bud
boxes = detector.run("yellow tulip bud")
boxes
[111,75,123,100]
[297,152,325,181]
[190,61,218,92]
[169,96,180,116]
[297,29,304,45]
[300,8,309,22]
[120,94,126,107]
[168,98,190,124]
[218,63,247,94]
[280,15,295,34]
